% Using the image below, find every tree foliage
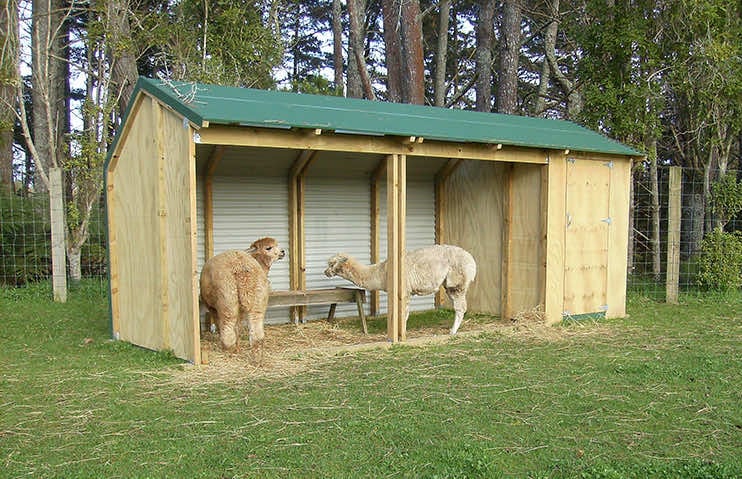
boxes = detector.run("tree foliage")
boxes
[136,0,283,88]
[1,0,740,291]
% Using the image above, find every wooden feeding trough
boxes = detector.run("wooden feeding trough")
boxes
[105,77,642,363]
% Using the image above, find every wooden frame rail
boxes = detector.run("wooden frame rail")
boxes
[268,287,368,334]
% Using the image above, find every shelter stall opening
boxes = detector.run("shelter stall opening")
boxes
[105,77,641,363]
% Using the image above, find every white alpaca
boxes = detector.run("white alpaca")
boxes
[324,245,476,335]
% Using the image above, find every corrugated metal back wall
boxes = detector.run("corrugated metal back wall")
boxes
[196,166,437,325]
[305,176,371,320]
[206,176,291,324]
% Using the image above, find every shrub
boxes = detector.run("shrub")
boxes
[697,228,742,291]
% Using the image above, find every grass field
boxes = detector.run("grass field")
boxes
[1,282,740,478]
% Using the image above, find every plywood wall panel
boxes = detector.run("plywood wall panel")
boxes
[445,161,506,315]
[544,155,567,324]
[564,158,610,316]
[111,96,163,350]
[509,163,545,315]
[606,158,631,318]
[162,105,198,362]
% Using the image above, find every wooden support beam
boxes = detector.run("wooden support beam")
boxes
[106,173,120,337]
[398,155,407,341]
[197,126,550,164]
[539,164,549,313]
[202,146,225,261]
[155,104,170,350]
[369,159,385,317]
[187,129,201,365]
[288,150,318,323]
[386,154,406,342]
[501,163,515,320]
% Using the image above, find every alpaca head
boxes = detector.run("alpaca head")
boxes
[324,253,350,278]
[246,237,286,270]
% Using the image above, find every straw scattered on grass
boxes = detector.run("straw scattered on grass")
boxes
[175,307,616,384]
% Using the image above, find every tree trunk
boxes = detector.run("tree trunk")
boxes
[399,0,424,104]
[475,0,496,112]
[381,0,403,103]
[346,0,365,98]
[534,0,558,116]
[332,0,344,94]
[106,0,139,119]
[347,0,374,100]
[31,0,68,192]
[433,0,450,107]
[648,138,661,281]
[0,0,17,194]
[496,0,521,114]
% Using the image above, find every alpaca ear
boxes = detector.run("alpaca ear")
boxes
[246,245,257,254]
[338,255,348,264]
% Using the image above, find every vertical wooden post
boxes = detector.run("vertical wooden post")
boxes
[501,163,514,320]
[49,167,67,303]
[289,150,316,323]
[666,166,682,304]
[106,172,120,337]
[155,104,170,350]
[203,146,225,261]
[386,154,406,342]
[188,130,202,365]
[370,160,385,317]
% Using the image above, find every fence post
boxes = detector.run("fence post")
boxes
[50,167,67,303]
[666,166,682,304]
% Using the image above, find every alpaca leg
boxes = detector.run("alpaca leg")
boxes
[449,292,467,335]
[402,296,411,338]
[218,310,240,351]
[246,311,265,347]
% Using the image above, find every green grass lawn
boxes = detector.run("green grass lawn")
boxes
[1,282,740,478]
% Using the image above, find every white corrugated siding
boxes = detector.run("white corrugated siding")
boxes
[208,175,291,324]
[196,179,205,269]
[378,179,436,313]
[304,176,371,320]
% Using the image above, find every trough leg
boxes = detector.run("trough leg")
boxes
[355,291,367,334]
[327,303,338,322]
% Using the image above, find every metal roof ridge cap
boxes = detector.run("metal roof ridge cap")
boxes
[138,77,207,127]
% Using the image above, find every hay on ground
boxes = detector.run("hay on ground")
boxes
[173,309,614,384]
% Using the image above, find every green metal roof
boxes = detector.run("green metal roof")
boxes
[130,76,642,157]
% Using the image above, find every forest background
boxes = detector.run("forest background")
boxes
[0,0,740,292]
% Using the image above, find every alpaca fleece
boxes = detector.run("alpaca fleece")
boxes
[200,237,285,351]
[324,244,476,334]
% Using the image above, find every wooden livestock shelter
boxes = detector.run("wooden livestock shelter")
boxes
[105,77,641,363]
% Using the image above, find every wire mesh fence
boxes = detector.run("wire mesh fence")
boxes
[629,166,741,300]
[1,165,740,302]
[0,189,109,294]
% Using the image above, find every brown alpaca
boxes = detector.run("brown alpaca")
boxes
[199,237,285,351]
